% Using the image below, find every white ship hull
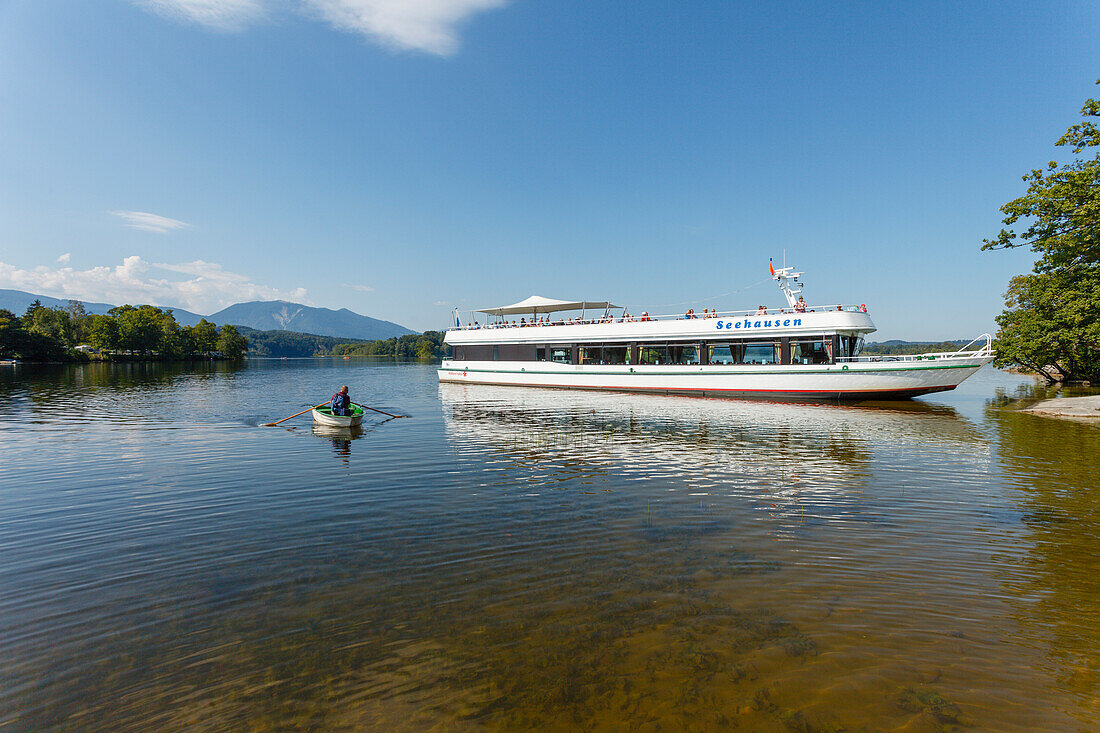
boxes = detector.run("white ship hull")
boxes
[437,356,992,400]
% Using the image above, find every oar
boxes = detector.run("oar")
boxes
[352,401,409,419]
[264,402,328,427]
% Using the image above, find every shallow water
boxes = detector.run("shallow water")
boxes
[1,360,1098,731]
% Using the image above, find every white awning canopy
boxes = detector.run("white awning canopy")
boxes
[475,295,620,317]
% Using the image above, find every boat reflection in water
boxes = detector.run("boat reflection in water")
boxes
[439,382,989,534]
[311,423,364,461]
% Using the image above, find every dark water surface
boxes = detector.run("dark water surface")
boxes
[1,360,1098,731]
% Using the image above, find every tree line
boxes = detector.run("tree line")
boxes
[984,80,1099,383]
[0,300,247,361]
[333,331,445,359]
[861,340,968,356]
[240,329,445,358]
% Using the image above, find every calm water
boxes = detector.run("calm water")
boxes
[1,360,1098,731]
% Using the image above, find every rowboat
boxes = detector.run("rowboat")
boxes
[312,405,365,427]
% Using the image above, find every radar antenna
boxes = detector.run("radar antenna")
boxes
[770,258,804,308]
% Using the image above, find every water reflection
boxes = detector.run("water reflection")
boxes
[984,395,1100,716]
[440,383,989,531]
[310,423,365,462]
[3,363,1099,730]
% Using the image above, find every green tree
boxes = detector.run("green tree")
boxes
[65,300,88,344]
[0,309,23,358]
[216,324,248,359]
[191,319,218,356]
[87,315,120,352]
[983,81,1100,383]
[24,304,73,347]
[415,337,437,359]
[112,305,166,356]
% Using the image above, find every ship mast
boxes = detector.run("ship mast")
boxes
[771,261,804,307]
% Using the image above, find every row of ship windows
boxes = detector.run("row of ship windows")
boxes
[452,336,864,366]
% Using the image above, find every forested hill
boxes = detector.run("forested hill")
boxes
[0,289,198,327]
[862,340,970,355]
[210,301,413,340]
[0,291,412,339]
[242,327,444,358]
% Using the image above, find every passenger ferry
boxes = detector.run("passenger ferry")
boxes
[438,264,994,400]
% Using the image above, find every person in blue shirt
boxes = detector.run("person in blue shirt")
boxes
[331,385,351,416]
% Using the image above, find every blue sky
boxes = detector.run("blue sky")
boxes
[0,1,1096,339]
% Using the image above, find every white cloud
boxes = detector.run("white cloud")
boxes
[303,0,508,55]
[342,282,375,292]
[135,0,264,30]
[109,210,191,234]
[133,0,507,55]
[57,253,71,263]
[433,300,449,306]
[0,256,309,314]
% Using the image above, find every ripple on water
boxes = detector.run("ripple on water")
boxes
[1,362,1098,729]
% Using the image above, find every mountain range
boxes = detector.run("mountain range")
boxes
[0,289,415,340]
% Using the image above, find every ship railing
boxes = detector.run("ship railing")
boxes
[449,305,870,330]
[836,334,994,363]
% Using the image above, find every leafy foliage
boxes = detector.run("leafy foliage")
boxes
[861,340,968,356]
[983,81,1100,382]
[334,331,445,359]
[0,299,248,361]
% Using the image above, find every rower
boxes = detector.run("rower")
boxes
[331,385,351,416]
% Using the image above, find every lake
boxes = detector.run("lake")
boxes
[1,360,1098,731]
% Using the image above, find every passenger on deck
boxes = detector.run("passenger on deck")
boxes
[641,312,651,322]
[755,305,767,315]
[331,386,351,416]
[859,304,867,313]
[794,297,807,313]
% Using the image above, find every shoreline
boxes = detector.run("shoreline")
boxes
[1022,395,1100,419]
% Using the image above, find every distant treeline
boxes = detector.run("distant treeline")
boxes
[0,300,247,362]
[335,332,445,359]
[862,340,968,356]
[239,327,360,357]
[242,329,445,358]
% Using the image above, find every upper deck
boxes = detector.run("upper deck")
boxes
[445,306,876,346]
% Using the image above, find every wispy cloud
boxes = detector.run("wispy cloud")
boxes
[109,210,191,234]
[0,256,308,314]
[433,300,449,306]
[343,282,375,292]
[303,0,508,55]
[57,253,71,264]
[135,0,264,30]
[133,0,507,55]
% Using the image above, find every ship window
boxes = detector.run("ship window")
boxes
[743,342,780,364]
[603,346,629,365]
[492,345,499,361]
[550,347,571,364]
[638,345,670,365]
[580,346,629,365]
[536,347,546,361]
[837,335,864,358]
[454,347,464,360]
[790,339,830,364]
[708,343,742,365]
[669,344,700,365]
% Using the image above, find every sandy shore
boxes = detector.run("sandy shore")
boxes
[1023,395,1100,418]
